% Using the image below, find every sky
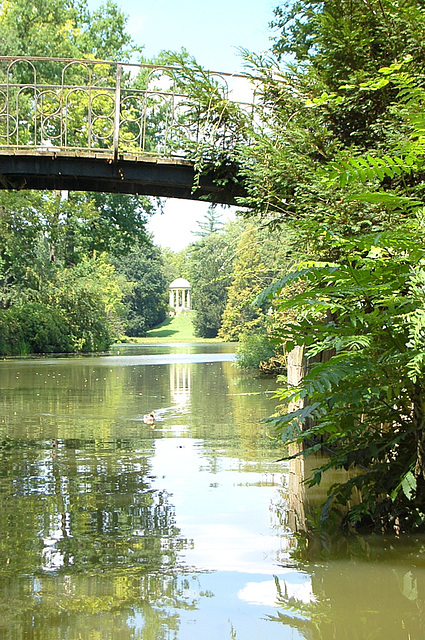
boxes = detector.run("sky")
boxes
[88,0,278,251]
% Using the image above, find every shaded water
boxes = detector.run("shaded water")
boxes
[1,343,425,639]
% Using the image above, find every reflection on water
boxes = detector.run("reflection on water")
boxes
[1,343,425,639]
[169,363,191,409]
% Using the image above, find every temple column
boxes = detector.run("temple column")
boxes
[169,280,192,313]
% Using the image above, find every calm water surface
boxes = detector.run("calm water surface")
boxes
[1,343,425,639]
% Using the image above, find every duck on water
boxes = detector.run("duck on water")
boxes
[143,411,155,425]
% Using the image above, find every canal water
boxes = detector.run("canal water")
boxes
[0,343,425,640]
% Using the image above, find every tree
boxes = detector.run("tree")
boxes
[0,0,157,263]
[192,206,224,238]
[188,222,238,338]
[161,247,191,287]
[0,190,47,308]
[0,0,140,61]
[113,242,168,337]
[272,0,425,76]
[251,60,425,532]
[230,222,302,370]
[0,252,125,354]
[270,0,425,147]
[218,224,266,341]
[76,0,141,62]
[0,0,157,353]
[263,223,425,532]
[0,189,155,291]
[44,251,124,351]
[74,192,155,260]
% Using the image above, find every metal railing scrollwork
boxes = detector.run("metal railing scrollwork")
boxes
[0,56,256,161]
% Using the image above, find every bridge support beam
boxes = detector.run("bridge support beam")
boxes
[0,151,245,205]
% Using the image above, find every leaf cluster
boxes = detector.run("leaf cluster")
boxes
[263,212,425,531]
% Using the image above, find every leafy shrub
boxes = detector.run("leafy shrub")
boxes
[125,313,147,337]
[235,333,277,371]
[0,292,113,355]
[55,286,111,352]
[0,303,71,355]
[43,255,122,352]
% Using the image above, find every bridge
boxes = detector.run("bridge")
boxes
[0,56,256,204]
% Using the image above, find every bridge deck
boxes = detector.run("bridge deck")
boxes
[0,150,243,204]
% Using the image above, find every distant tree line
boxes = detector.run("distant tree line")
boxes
[182,208,299,372]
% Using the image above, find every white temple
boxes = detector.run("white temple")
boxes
[169,278,192,314]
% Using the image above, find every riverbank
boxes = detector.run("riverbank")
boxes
[119,311,221,344]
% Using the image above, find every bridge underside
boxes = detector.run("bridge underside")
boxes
[0,151,244,205]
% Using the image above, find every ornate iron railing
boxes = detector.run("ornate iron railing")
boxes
[0,56,256,162]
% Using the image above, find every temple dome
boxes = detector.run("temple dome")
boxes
[169,278,191,289]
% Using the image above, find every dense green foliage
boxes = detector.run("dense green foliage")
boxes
[270,0,425,148]
[188,224,234,338]
[0,0,168,354]
[184,212,302,350]
[0,303,71,354]
[0,0,140,60]
[250,4,425,532]
[260,219,425,531]
[218,225,266,341]
[235,333,276,370]
[113,243,168,337]
[0,251,124,353]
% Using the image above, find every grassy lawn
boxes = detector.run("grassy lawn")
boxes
[120,312,220,343]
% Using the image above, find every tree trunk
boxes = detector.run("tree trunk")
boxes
[413,383,425,500]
